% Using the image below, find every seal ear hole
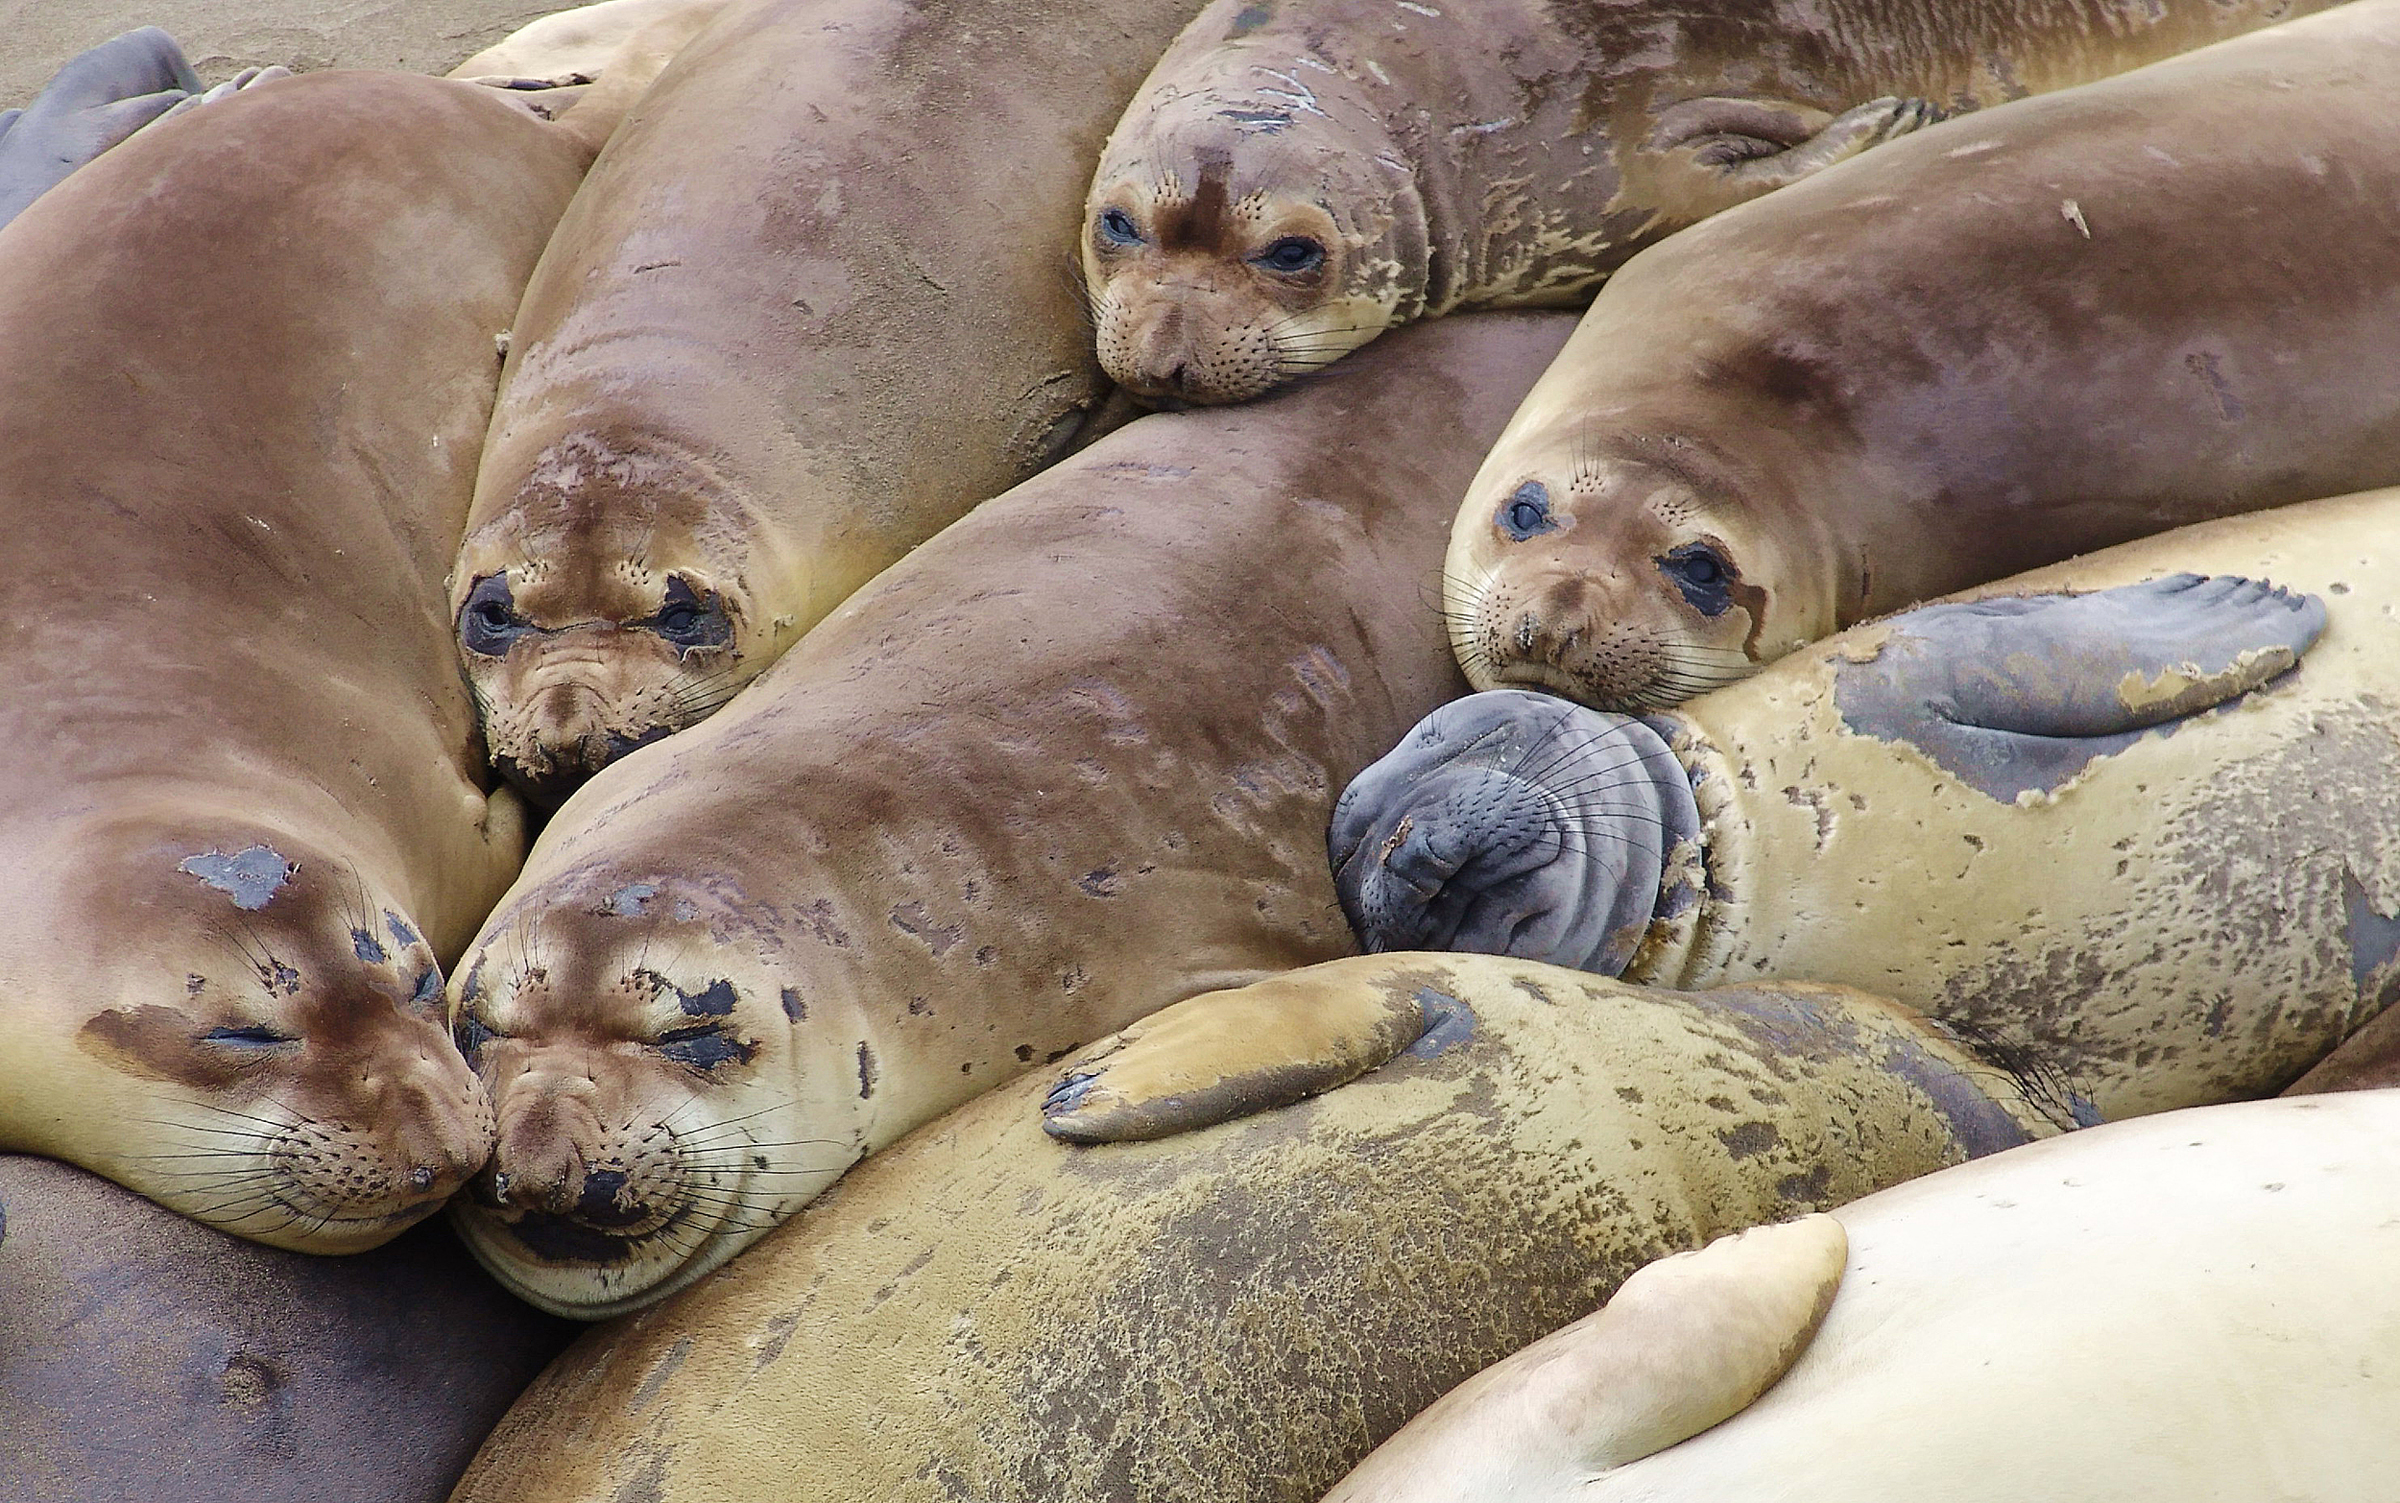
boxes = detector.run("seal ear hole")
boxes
[1497,481,1558,541]
[459,574,531,657]
[1251,235,1326,275]
[647,576,734,653]
[1095,206,1144,248]
[1657,541,1737,617]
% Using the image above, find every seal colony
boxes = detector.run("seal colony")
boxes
[1343,488,2400,1121]
[449,0,1208,806]
[448,954,2065,1503]
[1327,1092,2400,1502]
[443,314,1570,1317]
[1081,0,2341,405]
[0,68,590,1252]
[1447,3,2400,712]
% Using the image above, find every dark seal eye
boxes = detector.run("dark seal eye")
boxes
[1096,207,1142,247]
[452,1011,497,1065]
[1657,541,1738,617]
[647,576,733,652]
[655,1023,756,1071]
[1253,235,1325,274]
[203,1024,296,1048]
[1496,481,1557,541]
[458,574,530,658]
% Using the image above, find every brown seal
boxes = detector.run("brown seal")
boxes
[1449,2,2400,712]
[0,1152,573,1503]
[0,70,590,1252]
[449,0,1208,807]
[441,312,1573,1317]
[447,953,2065,1502]
[1082,0,2337,405]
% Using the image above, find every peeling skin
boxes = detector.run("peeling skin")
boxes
[1085,0,2337,403]
[447,952,2061,1503]
[1628,488,2400,1122]
[177,845,295,911]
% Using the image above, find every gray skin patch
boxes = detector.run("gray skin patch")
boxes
[1402,987,1477,1059]
[1834,574,2325,804]
[1331,690,1701,977]
[2344,870,2400,1000]
[177,845,294,911]
[0,27,203,228]
[609,882,660,916]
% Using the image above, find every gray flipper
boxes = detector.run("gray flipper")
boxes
[0,28,205,228]
[1836,573,2326,803]
[1330,689,1699,975]
[0,109,19,146]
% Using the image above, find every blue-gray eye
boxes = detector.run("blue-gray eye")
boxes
[647,576,733,651]
[1253,236,1325,274]
[1097,208,1142,246]
[459,574,530,657]
[1497,481,1557,541]
[1657,542,1737,617]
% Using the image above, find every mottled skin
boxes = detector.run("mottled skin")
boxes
[1084,0,2340,405]
[1450,3,2400,712]
[1377,489,2400,1123]
[450,954,2063,1503]
[1350,1095,2400,1503]
[0,1154,573,1503]
[444,314,1572,1317]
[0,72,588,1251]
[453,0,1210,807]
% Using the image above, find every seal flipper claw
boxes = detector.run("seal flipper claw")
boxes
[1040,971,1431,1144]
[1837,573,2326,802]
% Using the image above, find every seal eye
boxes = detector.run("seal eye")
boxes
[647,576,734,652]
[1253,235,1326,274]
[1657,542,1738,617]
[203,1024,296,1048]
[656,1023,756,1071]
[1496,481,1557,541]
[458,575,530,658]
[1096,207,1143,247]
[452,1011,498,1066]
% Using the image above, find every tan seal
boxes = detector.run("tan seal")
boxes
[0,70,590,1252]
[1448,2,2400,712]
[1343,486,2400,1124]
[448,953,2065,1502]
[1329,1092,2400,1502]
[441,313,1572,1317]
[1082,0,2337,406]
[449,0,1208,806]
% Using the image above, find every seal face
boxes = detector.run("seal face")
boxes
[455,429,761,808]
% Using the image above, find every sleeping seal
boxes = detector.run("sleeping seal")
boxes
[1323,1092,2400,1503]
[447,953,2064,1502]
[1342,487,2400,1123]
[0,70,590,1251]
[1448,1,2400,711]
[1081,0,2337,404]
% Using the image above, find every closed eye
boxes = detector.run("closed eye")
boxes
[656,1024,757,1071]
[203,1024,297,1047]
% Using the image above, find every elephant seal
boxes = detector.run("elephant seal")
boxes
[0,28,202,227]
[0,70,591,1251]
[1449,1,2400,712]
[443,312,1571,1316]
[1342,486,2400,1123]
[1326,1091,2400,1502]
[1082,0,2337,405]
[451,0,1208,807]
[447,0,734,152]
[0,1153,573,1503]
[448,952,2064,1503]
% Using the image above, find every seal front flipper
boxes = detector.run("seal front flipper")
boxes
[1648,95,1942,202]
[1321,1216,1849,1500]
[1041,968,1432,1144]
[0,27,205,226]
[1330,689,1699,973]
[1838,573,2326,801]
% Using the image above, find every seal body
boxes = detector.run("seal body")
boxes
[1333,1092,2400,1502]
[1348,488,2400,1123]
[0,70,587,1251]
[443,313,1571,1316]
[451,0,1209,806]
[0,1153,573,1503]
[449,953,2061,1503]
[1448,1,2400,712]
[1083,0,2337,405]
[0,28,202,227]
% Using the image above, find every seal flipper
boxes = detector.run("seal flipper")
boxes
[1041,969,1429,1144]
[1320,1216,1848,1500]
[0,28,206,227]
[1837,573,2326,803]
[1649,94,1941,199]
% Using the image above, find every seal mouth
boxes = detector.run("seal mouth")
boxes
[1490,660,1606,704]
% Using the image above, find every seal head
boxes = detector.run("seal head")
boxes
[454,428,791,807]
[1084,52,1426,405]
